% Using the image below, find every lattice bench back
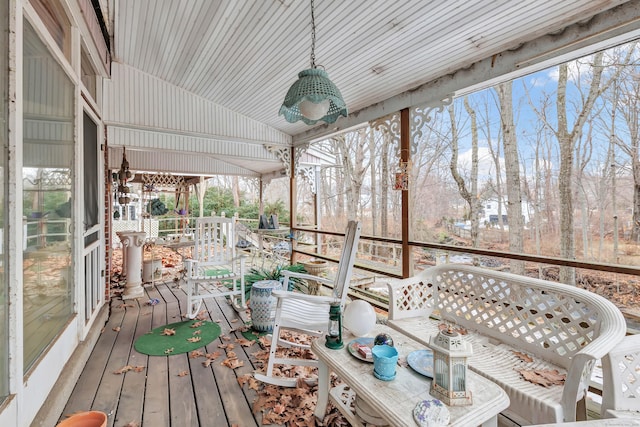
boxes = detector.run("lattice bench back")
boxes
[403,265,620,369]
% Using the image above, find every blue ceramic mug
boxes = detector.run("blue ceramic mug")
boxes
[372,344,399,381]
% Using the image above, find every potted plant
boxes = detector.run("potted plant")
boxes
[244,263,308,294]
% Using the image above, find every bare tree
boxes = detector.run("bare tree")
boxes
[553,50,631,283]
[496,82,525,274]
[608,45,640,242]
[480,93,506,237]
[448,99,481,250]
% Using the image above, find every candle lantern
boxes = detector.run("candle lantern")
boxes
[325,303,343,349]
[428,328,473,406]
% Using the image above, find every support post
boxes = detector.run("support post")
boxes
[290,147,297,264]
[400,108,411,278]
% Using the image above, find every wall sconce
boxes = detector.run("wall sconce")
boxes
[428,328,473,406]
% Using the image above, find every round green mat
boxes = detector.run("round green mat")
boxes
[241,325,269,342]
[134,320,221,356]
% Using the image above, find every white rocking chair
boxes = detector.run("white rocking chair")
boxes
[254,220,362,387]
[184,216,246,318]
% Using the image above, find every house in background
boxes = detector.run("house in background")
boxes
[480,198,531,228]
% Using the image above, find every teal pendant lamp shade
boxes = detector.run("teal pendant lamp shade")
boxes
[279,0,347,125]
[280,68,347,125]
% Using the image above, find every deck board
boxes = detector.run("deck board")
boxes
[141,285,171,426]
[60,280,265,427]
[61,302,126,417]
[113,291,153,427]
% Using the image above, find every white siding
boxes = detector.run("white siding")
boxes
[104,62,290,147]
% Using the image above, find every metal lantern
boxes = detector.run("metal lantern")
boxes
[428,328,473,406]
[325,303,343,349]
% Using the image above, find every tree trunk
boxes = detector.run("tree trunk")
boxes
[448,100,480,252]
[496,82,525,274]
[556,52,604,285]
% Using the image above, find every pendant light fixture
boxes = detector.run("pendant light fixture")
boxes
[279,0,347,125]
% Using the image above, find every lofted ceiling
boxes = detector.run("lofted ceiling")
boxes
[106,0,640,177]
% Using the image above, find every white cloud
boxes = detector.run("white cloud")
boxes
[457,145,505,183]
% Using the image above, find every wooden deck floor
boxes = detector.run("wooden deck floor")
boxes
[60,280,266,427]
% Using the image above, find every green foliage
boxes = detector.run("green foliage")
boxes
[264,200,288,218]
[188,186,289,222]
[244,264,308,293]
[147,198,169,215]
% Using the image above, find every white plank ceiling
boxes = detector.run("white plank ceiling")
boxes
[106,0,640,176]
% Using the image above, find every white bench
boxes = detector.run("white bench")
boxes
[386,264,627,425]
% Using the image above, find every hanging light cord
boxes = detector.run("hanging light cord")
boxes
[309,0,316,68]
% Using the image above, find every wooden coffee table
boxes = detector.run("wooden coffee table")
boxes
[312,324,510,427]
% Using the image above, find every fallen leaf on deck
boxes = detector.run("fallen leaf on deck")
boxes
[190,321,204,328]
[221,334,231,341]
[190,350,205,359]
[113,365,133,374]
[237,373,252,387]
[113,365,145,374]
[187,336,201,343]
[258,335,271,348]
[178,371,189,377]
[272,403,286,415]
[112,326,121,332]
[226,350,237,358]
[161,328,176,336]
[123,422,139,427]
[222,358,244,369]
[235,337,254,347]
[192,330,202,335]
[517,369,566,387]
[206,351,221,360]
[164,348,174,354]
[512,351,534,363]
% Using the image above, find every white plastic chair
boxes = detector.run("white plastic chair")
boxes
[184,216,246,318]
[254,220,362,387]
[601,334,640,419]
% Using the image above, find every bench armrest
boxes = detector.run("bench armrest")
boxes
[386,269,435,320]
[561,306,627,420]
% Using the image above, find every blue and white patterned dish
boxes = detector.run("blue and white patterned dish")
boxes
[413,398,450,427]
[406,349,434,378]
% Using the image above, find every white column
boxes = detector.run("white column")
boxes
[119,231,146,299]
[115,230,135,276]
